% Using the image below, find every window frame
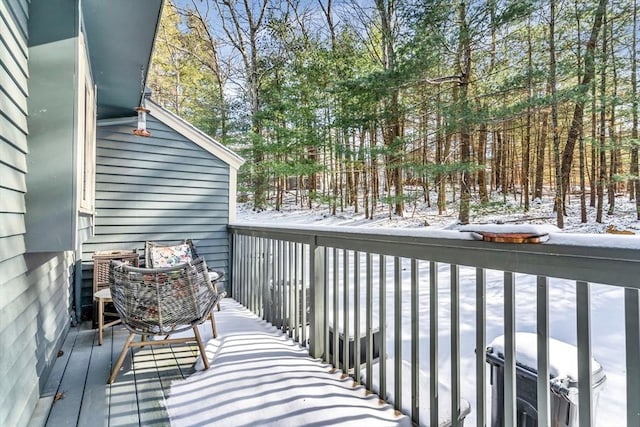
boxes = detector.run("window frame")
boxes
[78,30,96,214]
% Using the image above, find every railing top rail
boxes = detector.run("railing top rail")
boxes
[229,222,640,289]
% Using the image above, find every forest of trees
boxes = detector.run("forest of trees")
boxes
[147,0,639,227]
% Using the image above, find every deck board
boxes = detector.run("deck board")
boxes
[45,325,94,426]
[29,326,78,427]
[77,331,110,427]
[108,329,141,427]
[135,346,170,425]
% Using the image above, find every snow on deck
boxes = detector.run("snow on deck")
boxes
[166,299,411,427]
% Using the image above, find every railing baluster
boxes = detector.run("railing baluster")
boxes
[333,248,339,370]
[273,239,278,326]
[302,244,308,346]
[272,239,277,322]
[259,237,264,316]
[240,234,246,304]
[294,242,300,342]
[269,239,275,323]
[284,241,290,332]
[625,288,640,427]
[278,240,284,329]
[230,233,235,299]
[281,240,285,328]
[282,240,287,331]
[343,249,350,374]
[236,234,242,303]
[255,236,259,312]
[411,259,419,425]
[235,234,240,302]
[394,256,402,413]
[253,237,258,316]
[249,237,258,311]
[324,247,330,363]
[250,235,254,307]
[247,236,252,311]
[366,252,373,391]
[354,251,361,384]
[289,241,293,333]
[309,241,325,360]
[379,254,387,402]
[256,237,261,318]
[504,271,516,427]
[242,236,253,308]
[537,275,550,427]
[263,238,268,318]
[264,238,272,322]
[289,241,295,337]
[576,280,593,427]
[451,264,460,427]
[430,261,439,427]
[476,267,486,427]
[231,233,237,300]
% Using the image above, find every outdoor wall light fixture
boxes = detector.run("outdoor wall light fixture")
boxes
[133,103,151,137]
[133,65,151,137]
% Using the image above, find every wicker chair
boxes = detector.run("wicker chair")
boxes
[145,239,225,314]
[107,257,220,384]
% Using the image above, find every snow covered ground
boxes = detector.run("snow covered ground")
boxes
[236,193,640,234]
[235,194,639,426]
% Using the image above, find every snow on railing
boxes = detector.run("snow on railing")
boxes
[228,222,640,427]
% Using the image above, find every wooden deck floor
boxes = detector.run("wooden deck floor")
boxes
[32,299,409,427]
[33,314,200,427]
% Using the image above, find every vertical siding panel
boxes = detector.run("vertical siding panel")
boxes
[82,116,232,318]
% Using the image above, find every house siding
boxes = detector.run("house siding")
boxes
[0,1,75,426]
[81,116,231,317]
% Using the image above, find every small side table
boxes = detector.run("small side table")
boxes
[93,250,139,345]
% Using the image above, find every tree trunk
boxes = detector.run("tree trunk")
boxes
[633,0,640,219]
[559,0,607,207]
[590,81,597,207]
[574,0,587,221]
[436,94,446,214]
[607,14,617,216]
[375,0,404,216]
[184,3,229,140]
[579,132,587,222]
[524,21,532,211]
[478,121,489,203]
[352,133,360,213]
[549,0,564,228]
[534,110,549,200]
[216,0,269,209]
[501,126,508,203]
[361,128,370,219]
[495,128,503,192]
[596,11,608,223]
[457,0,472,224]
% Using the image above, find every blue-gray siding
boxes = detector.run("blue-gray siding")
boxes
[81,116,231,317]
[1,1,74,426]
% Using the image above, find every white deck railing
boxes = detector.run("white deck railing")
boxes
[228,223,640,427]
